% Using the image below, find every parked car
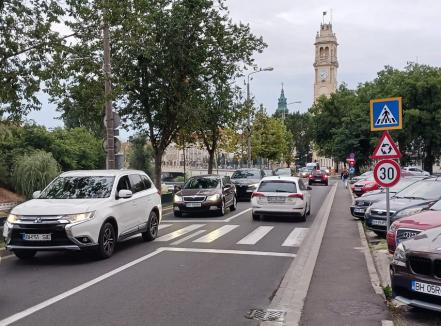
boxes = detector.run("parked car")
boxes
[308,168,329,186]
[391,226,441,312]
[3,170,161,260]
[365,177,441,236]
[263,169,274,177]
[251,176,312,221]
[230,168,264,200]
[387,201,441,253]
[173,175,236,217]
[351,176,379,197]
[161,172,186,193]
[402,166,430,176]
[350,177,425,219]
[349,171,373,184]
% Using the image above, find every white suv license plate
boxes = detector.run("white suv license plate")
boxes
[412,281,441,297]
[186,202,202,208]
[22,233,51,241]
[371,219,387,226]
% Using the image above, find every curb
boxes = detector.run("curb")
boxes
[261,182,338,326]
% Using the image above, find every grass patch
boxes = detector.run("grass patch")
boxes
[372,239,388,251]
[383,285,393,300]
[0,238,5,249]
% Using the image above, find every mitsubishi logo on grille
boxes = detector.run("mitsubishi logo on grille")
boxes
[34,217,42,223]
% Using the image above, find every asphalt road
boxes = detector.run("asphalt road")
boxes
[0,184,332,326]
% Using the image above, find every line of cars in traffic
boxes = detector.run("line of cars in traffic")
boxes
[348,169,441,312]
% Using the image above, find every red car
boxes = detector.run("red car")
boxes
[308,169,328,186]
[351,176,379,197]
[387,209,441,254]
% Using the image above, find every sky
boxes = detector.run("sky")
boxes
[29,0,441,137]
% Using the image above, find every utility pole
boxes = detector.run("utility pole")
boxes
[103,16,115,169]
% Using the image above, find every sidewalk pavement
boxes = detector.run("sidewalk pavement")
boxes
[300,181,391,326]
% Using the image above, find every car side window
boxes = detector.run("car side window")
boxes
[141,175,152,189]
[129,174,146,193]
[117,175,131,192]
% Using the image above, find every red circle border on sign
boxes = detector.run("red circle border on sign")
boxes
[374,159,401,188]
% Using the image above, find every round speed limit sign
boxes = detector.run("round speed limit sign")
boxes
[374,159,401,188]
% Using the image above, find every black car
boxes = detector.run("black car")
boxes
[350,177,426,219]
[391,225,441,312]
[173,175,236,217]
[365,177,441,236]
[230,169,264,200]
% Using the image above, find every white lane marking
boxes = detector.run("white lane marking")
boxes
[237,226,274,245]
[0,246,295,325]
[282,228,309,247]
[158,224,172,230]
[165,247,296,257]
[193,225,239,243]
[164,208,251,223]
[156,224,205,242]
[0,248,166,326]
[170,230,207,246]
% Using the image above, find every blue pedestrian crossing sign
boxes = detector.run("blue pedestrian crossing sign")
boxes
[370,97,402,131]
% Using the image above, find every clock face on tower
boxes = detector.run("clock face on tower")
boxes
[320,69,328,81]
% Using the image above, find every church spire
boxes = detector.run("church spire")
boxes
[276,83,288,117]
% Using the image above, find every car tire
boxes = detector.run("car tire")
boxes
[230,196,237,211]
[252,213,260,221]
[308,181,312,186]
[324,182,328,186]
[96,222,116,259]
[174,211,182,217]
[13,250,36,260]
[307,204,311,215]
[300,208,307,222]
[218,200,226,216]
[142,210,159,242]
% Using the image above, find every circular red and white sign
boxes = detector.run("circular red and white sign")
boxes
[374,159,401,188]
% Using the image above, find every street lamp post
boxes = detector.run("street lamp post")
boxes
[284,101,302,121]
[246,67,274,168]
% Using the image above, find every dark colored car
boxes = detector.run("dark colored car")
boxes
[387,201,441,254]
[308,169,328,186]
[173,175,236,217]
[365,177,441,236]
[391,226,441,312]
[350,177,424,219]
[231,169,264,200]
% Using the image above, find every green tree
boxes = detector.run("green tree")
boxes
[1,0,64,119]
[284,112,313,166]
[128,134,153,177]
[13,150,60,199]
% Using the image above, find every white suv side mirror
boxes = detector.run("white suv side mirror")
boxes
[118,189,133,199]
[32,191,41,199]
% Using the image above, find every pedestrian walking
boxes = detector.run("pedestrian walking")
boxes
[341,169,349,189]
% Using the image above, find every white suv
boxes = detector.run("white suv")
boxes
[402,166,430,176]
[3,170,161,260]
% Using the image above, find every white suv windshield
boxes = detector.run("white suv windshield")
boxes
[39,176,115,199]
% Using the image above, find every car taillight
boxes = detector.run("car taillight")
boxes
[309,175,314,179]
[252,192,265,198]
[288,193,304,200]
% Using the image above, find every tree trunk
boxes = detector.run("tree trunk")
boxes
[207,149,215,174]
[153,149,163,191]
[424,144,434,174]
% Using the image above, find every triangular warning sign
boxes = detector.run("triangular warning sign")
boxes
[371,131,402,159]
[376,105,397,125]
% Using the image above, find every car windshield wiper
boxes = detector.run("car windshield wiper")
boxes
[403,196,426,200]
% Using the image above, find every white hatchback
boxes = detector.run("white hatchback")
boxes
[251,176,312,221]
[3,170,162,260]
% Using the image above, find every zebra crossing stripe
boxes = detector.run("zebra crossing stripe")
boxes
[237,226,274,245]
[158,224,173,230]
[282,228,308,247]
[156,224,205,242]
[193,225,239,243]
[170,230,207,246]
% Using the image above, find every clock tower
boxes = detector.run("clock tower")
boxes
[313,23,338,101]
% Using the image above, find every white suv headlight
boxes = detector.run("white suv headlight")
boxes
[63,212,95,224]
[7,213,21,224]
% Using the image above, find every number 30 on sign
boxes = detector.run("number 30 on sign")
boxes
[374,159,401,188]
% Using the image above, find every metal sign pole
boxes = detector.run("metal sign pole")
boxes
[386,187,390,232]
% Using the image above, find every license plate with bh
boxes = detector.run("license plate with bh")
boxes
[22,233,51,241]
[186,202,202,208]
[371,219,387,226]
[412,281,441,297]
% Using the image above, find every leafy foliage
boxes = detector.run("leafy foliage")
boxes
[13,150,60,199]
[128,134,153,177]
